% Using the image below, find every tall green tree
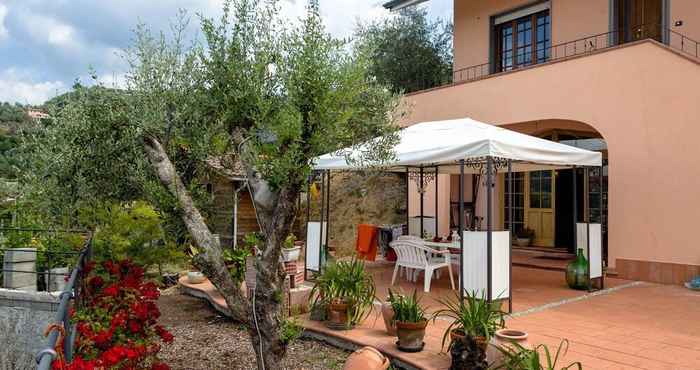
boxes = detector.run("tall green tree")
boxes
[23,1,400,367]
[355,7,453,94]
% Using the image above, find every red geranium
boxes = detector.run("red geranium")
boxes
[103,284,120,297]
[154,325,174,344]
[52,259,173,370]
[151,363,170,370]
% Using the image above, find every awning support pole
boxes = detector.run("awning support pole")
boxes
[405,168,409,235]
[573,166,578,253]
[435,166,439,237]
[486,156,493,302]
[325,170,331,251]
[599,164,605,289]
[318,171,325,273]
[459,159,465,303]
[304,174,311,280]
[420,167,424,238]
[507,159,513,313]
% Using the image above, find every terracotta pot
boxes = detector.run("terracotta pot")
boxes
[486,329,530,367]
[343,346,390,370]
[380,302,396,336]
[395,320,427,351]
[327,300,350,329]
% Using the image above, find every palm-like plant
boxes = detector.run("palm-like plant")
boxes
[433,290,506,350]
[492,339,583,370]
[309,258,376,326]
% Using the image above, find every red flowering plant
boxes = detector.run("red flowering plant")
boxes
[52,259,173,370]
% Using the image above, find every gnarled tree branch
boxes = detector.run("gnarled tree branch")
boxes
[143,135,250,321]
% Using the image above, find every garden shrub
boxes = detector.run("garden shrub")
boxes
[92,202,187,274]
[52,259,173,370]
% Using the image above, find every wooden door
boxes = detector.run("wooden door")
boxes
[618,0,662,43]
[526,171,555,246]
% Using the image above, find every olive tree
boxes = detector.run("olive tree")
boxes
[23,1,400,368]
[355,6,453,94]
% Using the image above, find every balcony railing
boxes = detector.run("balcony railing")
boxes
[446,24,700,88]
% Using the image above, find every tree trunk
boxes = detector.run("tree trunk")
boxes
[241,156,302,369]
[143,136,250,321]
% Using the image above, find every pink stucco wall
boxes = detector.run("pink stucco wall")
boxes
[408,174,451,237]
[401,41,700,269]
[453,0,609,71]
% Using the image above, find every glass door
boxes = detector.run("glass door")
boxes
[527,170,555,246]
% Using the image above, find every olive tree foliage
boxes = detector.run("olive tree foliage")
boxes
[355,6,453,94]
[22,1,401,368]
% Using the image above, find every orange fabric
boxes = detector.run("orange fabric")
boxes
[355,224,379,261]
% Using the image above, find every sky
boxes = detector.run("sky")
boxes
[0,0,451,105]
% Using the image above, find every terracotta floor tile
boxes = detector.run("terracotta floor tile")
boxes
[179,265,700,370]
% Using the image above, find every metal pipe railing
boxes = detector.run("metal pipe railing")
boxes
[35,234,93,370]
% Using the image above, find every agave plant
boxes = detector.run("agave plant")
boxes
[433,290,506,350]
[309,257,376,326]
[493,339,583,370]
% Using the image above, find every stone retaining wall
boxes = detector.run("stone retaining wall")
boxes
[0,288,60,370]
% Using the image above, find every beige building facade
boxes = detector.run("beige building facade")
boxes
[389,0,700,284]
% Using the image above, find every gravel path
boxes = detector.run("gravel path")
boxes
[157,291,350,370]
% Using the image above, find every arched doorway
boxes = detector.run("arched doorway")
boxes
[501,121,609,264]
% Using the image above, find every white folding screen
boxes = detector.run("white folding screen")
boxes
[305,221,327,272]
[461,231,510,300]
[576,223,588,253]
[588,224,603,279]
[576,222,603,279]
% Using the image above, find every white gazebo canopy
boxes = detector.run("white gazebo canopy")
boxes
[314,118,602,172]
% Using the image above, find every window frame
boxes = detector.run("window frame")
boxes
[494,9,551,72]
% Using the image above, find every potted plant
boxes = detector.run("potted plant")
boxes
[492,339,582,370]
[515,228,535,247]
[308,257,376,330]
[281,234,301,262]
[389,289,428,352]
[434,291,506,353]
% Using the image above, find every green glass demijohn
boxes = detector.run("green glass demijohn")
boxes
[566,248,589,290]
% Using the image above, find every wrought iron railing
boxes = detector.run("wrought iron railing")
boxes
[0,228,93,370]
[445,24,700,88]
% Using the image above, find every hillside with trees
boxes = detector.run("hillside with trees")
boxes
[0,102,32,179]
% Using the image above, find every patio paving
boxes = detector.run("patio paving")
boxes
[299,278,700,370]
[366,261,628,313]
[179,265,700,370]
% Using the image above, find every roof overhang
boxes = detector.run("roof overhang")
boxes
[383,0,430,11]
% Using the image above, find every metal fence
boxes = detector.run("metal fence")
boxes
[0,228,93,369]
[449,24,700,87]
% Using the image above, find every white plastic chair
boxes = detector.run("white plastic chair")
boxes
[390,238,455,293]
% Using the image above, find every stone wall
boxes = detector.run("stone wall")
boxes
[0,289,59,370]
[304,172,407,257]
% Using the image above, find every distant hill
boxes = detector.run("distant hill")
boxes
[0,102,32,179]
